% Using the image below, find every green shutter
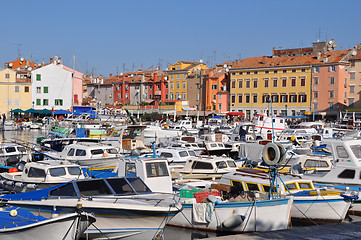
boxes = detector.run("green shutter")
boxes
[36,74,41,81]
[44,87,48,93]
[36,99,41,105]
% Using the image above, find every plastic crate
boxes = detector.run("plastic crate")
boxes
[180,188,201,198]
[194,190,221,203]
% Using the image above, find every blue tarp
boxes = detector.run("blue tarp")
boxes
[0,183,66,201]
[0,206,47,229]
[75,129,87,137]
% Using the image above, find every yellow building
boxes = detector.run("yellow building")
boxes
[167,61,208,101]
[0,68,32,116]
[230,55,313,119]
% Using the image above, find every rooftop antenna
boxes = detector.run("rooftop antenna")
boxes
[17,43,22,59]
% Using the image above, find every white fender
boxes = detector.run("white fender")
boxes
[222,215,245,229]
[262,143,281,166]
[27,184,38,189]
[14,182,24,188]
[5,181,14,186]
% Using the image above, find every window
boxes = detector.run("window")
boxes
[301,68,306,72]
[314,77,319,85]
[314,91,318,99]
[273,70,278,74]
[350,86,355,93]
[253,78,258,88]
[238,79,243,89]
[330,76,335,85]
[25,86,29,92]
[36,87,41,93]
[238,94,242,103]
[272,94,279,103]
[253,94,258,103]
[291,77,296,87]
[281,94,288,103]
[43,99,48,106]
[191,161,213,169]
[177,74,180,79]
[231,80,236,88]
[349,98,355,106]
[36,99,41,105]
[285,183,297,190]
[245,79,250,88]
[231,95,235,103]
[68,167,81,175]
[182,92,186,100]
[300,77,306,87]
[265,70,269,74]
[314,102,318,110]
[28,168,46,178]
[15,86,19,92]
[262,94,270,103]
[254,71,258,74]
[264,78,269,88]
[75,149,86,156]
[350,72,355,80]
[196,94,199,101]
[299,94,307,103]
[117,93,121,99]
[55,99,63,106]
[36,74,41,81]
[42,86,48,93]
[246,182,260,191]
[338,169,355,179]
[212,84,217,90]
[218,103,222,110]
[282,77,287,87]
[273,78,278,87]
[350,145,361,158]
[298,182,312,189]
[329,65,337,72]
[5,73,10,79]
[246,71,250,75]
[183,81,186,89]
[289,94,297,103]
[245,94,250,103]
[292,69,296,73]
[329,90,334,99]
[146,162,169,177]
[50,168,66,177]
[304,160,329,168]
[283,69,287,73]
[171,82,174,89]
[329,102,334,109]
[170,93,173,100]
[231,180,244,192]
[176,81,180,89]
[125,93,128,99]
[313,67,320,73]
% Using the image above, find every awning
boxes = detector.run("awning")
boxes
[182,107,197,111]
[10,109,24,113]
[24,108,39,113]
[226,112,245,116]
[54,110,72,115]
[38,109,53,114]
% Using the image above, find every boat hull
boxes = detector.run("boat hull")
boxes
[168,197,293,233]
[292,196,351,223]
[0,212,94,240]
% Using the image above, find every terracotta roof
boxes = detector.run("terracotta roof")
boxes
[273,47,313,56]
[5,58,37,70]
[233,49,352,69]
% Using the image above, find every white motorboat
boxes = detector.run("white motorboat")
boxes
[0,177,182,240]
[0,205,95,240]
[43,142,120,168]
[156,147,197,165]
[0,160,85,193]
[0,142,28,167]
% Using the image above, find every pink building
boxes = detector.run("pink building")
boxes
[63,65,84,106]
[311,49,353,116]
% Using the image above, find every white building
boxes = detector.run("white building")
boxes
[31,58,83,110]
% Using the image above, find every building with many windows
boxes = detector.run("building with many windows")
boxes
[31,57,83,111]
[347,46,361,110]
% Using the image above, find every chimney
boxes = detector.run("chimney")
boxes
[50,57,53,63]
[317,51,321,60]
[323,57,328,63]
[110,73,112,77]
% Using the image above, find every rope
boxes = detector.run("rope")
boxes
[152,204,172,240]
[62,214,78,240]
[241,200,255,232]
[173,204,205,236]
[90,222,111,240]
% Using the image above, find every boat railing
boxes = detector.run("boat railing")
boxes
[2,218,41,229]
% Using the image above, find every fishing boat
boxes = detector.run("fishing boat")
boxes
[0,160,85,193]
[0,205,95,240]
[0,177,182,240]
[113,153,293,233]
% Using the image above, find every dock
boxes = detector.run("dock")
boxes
[207,221,361,240]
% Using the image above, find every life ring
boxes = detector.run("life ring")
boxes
[262,142,281,166]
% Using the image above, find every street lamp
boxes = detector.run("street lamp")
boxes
[285,104,288,116]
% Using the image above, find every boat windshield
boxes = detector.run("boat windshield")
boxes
[350,145,361,158]
[48,177,151,198]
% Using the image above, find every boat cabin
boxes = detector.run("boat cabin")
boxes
[219,169,315,195]
[156,148,197,164]
[0,143,28,166]
[117,156,172,193]
[59,142,119,160]
[179,156,238,175]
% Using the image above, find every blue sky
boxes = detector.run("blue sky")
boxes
[1,0,360,77]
